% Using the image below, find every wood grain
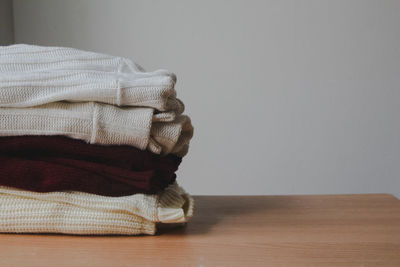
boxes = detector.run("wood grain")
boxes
[0,194,399,266]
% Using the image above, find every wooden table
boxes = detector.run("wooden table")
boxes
[1,194,399,266]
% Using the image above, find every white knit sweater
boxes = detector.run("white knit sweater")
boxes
[0,44,149,73]
[0,101,193,156]
[0,44,183,113]
[0,182,193,235]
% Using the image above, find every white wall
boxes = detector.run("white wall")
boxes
[0,0,14,45]
[13,0,400,196]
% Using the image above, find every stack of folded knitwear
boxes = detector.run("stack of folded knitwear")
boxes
[0,44,194,235]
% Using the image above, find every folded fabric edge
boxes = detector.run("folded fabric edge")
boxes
[0,222,157,236]
[150,115,194,157]
[157,183,194,223]
[0,182,193,224]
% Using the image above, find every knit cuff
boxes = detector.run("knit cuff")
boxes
[119,75,184,114]
[157,182,194,223]
[91,104,154,150]
[149,115,194,157]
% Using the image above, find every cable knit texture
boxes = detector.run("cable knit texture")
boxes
[0,182,193,235]
[0,101,193,156]
[0,44,184,113]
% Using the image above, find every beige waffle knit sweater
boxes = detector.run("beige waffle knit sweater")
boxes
[0,44,183,113]
[0,182,193,235]
[0,101,193,156]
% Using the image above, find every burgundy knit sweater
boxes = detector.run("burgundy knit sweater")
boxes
[0,136,181,196]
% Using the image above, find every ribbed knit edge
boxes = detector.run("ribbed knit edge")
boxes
[94,104,153,150]
[156,182,194,223]
[150,115,194,156]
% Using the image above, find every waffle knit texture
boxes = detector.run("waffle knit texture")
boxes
[0,44,184,113]
[0,182,194,235]
[0,101,193,156]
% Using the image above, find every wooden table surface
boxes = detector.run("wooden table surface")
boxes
[1,194,400,266]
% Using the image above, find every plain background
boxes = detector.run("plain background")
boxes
[0,0,14,45]
[2,0,400,196]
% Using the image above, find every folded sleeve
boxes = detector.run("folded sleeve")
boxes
[0,102,193,156]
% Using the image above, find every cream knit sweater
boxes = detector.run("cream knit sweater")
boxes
[0,182,193,235]
[0,44,183,113]
[0,101,193,156]
[0,45,195,235]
